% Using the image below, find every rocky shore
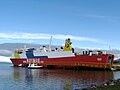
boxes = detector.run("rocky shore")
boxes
[79,79,120,90]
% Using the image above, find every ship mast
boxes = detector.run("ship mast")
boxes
[49,36,52,52]
[24,44,27,51]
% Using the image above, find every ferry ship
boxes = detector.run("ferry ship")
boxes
[10,38,114,70]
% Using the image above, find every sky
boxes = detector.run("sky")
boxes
[0,0,120,50]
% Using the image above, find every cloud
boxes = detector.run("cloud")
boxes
[82,14,107,18]
[0,32,102,43]
[77,14,110,19]
[78,14,120,23]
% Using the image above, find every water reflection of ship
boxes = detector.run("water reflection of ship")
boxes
[25,69,33,82]
[39,70,112,80]
[38,70,114,89]
[13,68,115,89]
[13,67,34,81]
[13,67,20,80]
[13,67,35,89]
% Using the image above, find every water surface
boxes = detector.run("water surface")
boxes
[0,63,120,90]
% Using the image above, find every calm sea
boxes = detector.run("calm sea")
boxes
[0,63,120,90]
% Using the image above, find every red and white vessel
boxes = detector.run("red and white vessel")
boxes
[10,38,114,70]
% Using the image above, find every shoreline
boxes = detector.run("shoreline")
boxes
[80,78,120,90]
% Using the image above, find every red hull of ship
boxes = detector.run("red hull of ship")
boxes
[10,54,114,69]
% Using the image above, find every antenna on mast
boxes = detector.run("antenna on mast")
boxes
[109,45,111,51]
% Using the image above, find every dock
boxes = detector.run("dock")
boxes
[112,64,120,70]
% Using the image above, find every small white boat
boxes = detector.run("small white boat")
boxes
[28,64,43,69]
[110,68,116,71]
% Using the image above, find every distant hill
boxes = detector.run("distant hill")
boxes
[0,43,120,58]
